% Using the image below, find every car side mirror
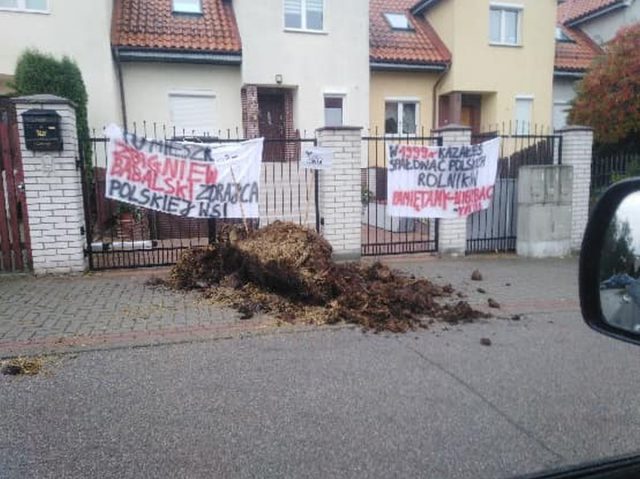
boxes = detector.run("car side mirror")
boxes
[580,178,640,346]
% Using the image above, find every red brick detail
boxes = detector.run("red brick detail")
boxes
[241,85,259,139]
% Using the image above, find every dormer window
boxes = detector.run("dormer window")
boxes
[173,0,201,14]
[384,13,414,31]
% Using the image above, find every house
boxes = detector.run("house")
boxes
[553,0,640,129]
[369,0,557,136]
[0,0,121,130]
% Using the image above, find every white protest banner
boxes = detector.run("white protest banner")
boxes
[300,147,333,170]
[386,137,500,218]
[104,125,263,219]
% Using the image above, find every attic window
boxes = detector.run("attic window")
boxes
[384,13,414,31]
[555,27,573,42]
[173,0,201,14]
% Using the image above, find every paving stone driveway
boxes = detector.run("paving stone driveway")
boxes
[0,255,580,357]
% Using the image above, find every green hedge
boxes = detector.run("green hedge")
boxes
[12,49,91,165]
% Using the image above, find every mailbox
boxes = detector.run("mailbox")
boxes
[22,109,63,152]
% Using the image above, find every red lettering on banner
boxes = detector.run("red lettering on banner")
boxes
[391,185,494,213]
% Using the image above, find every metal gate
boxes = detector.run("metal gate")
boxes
[81,127,318,270]
[466,132,562,254]
[361,133,441,256]
[0,102,31,272]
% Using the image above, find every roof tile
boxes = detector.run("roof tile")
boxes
[112,0,242,54]
[558,0,623,25]
[370,0,451,66]
[555,25,603,71]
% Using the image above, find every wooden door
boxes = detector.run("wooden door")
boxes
[258,92,285,161]
[0,104,31,272]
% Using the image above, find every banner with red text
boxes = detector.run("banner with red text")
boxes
[387,137,500,218]
[104,125,263,219]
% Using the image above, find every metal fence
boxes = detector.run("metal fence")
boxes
[80,127,318,270]
[361,132,441,256]
[466,131,562,254]
[591,151,640,203]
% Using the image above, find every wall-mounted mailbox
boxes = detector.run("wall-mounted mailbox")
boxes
[22,109,63,152]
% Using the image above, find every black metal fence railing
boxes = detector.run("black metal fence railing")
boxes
[80,126,318,270]
[361,132,441,256]
[591,152,640,205]
[466,131,562,254]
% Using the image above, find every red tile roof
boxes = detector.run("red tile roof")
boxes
[558,0,624,26]
[555,25,603,72]
[112,0,241,54]
[370,0,451,66]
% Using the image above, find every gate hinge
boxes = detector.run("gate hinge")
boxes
[80,226,85,236]
[75,156,81,169]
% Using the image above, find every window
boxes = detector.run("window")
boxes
[490,5,522,45]
[514,96,533,134]
[169,92,216,136]
[553,101,570,130]
[385,101,418,135]
[0,0,48,12]
[172,0,201,14]
[384,13,414,31]
[285,0,324,31]
[324,96,344,127]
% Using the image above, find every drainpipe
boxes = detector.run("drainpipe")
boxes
[113,48,128,131]
[432,63,450,131]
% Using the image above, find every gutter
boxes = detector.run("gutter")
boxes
[554,70,586,79]
[115,48,242,65]
[566,1,628,27]
[432,63,450,130]
[410,0,439,16]
[370,61,447,72]
[113,48,128,131]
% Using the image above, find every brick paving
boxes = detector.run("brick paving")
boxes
[0,255,579,357]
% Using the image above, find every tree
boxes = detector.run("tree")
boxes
[569,24,640,146]
[12,50,91,165]
[600,216,636,281]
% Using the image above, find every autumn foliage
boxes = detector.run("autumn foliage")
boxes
[569,24,640,145]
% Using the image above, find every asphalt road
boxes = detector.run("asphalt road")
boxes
[2,308,640,479]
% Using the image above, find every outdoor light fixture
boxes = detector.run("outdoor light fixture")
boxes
[275,74,283,84]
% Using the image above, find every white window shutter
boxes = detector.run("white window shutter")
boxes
[169,94,216,136]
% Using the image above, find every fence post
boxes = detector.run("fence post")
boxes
[316,126,362,260]
[556,126,594,252]
[432,124,472,255]
[13,94,87,274]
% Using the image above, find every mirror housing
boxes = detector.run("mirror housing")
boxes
[580,178,640,346]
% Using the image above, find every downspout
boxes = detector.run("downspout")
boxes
[113,48,128,131]
[431,63,450,131]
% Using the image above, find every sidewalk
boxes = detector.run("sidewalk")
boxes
[0,255,579,357]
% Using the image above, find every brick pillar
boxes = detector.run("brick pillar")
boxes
[432,124,472,255]
[316,126,362,260]
[13,95,86,274]
[556,126,594,251]
[241,85,259,139]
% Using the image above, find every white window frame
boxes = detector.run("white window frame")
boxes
[168,90,217,137]
[489,3,523,47]
[514,95,533,135]
[384,98,420,137]
[172,0,201,14]
[284,0,326,34]
[0,0,49,14]
[323,93,345,127]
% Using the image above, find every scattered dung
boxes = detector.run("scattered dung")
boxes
[488,298,501,309]
[471,270,483,281]
[167,221,489,333]
[511,314,522,321]
[1,356,45,376]
[480,337,493,346]
[477,288,487,294]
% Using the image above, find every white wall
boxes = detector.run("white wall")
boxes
[121,63,243,137]
[579,0,640,45]
[552,77,578,130]
[233,0,370,132]
[0,0,121,130]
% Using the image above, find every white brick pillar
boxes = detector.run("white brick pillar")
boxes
[432,125,472,255]
[14,95,87,274]
[556,126,594,251]
[316,126,362,260]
